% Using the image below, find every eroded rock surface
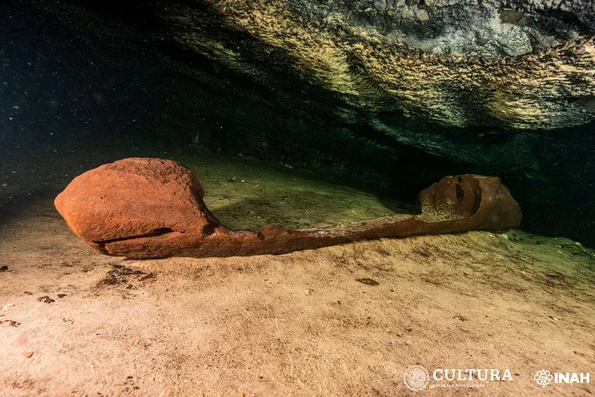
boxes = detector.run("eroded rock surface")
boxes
[157,0,595,130]
[55,158,521,259]
[35,0,595,130]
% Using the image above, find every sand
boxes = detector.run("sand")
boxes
[1,145,594,396]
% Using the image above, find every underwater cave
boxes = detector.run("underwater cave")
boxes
[0,0,594,395]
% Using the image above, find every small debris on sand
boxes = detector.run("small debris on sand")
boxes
[356,278,379,286]
[98,265,147,286]
[0,320,20,327]
[37,296,55,304]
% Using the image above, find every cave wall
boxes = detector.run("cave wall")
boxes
[152,0,595,130]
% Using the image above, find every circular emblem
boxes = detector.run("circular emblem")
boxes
[404,365,430,391]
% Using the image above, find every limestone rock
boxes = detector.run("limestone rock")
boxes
[157,0,595,129]
[35,0,595,130]
[55,158,521,259]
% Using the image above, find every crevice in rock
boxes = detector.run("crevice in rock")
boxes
[92,228,176,248]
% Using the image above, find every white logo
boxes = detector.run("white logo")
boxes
[534,369,553,387]
[534,369,590,386]
[404,365,430,391]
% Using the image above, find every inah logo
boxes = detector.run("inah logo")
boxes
[403,365,430,392]
[534,369,590,386]
[534,370,553,387]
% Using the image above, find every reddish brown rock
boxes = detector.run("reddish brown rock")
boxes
[55,158,522,259]
[54,158,222,256]
[418,174,523,231]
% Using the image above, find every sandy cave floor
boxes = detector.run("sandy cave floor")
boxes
[0,145,595,396]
